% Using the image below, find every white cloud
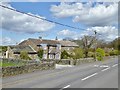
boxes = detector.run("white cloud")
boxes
[1,0,120,2]
[73,3,118,26]
[0,37,16,45]
[86,26,118,41]
[0,3,55,34]
[57,29,76,36]
[50,2,118,26]
[57,29,83,40]
[57,26,118,41]
[50,2,88,18]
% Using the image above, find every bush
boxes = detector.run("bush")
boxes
[88,52,94,57]
[109,50,119,56]
[114,50,119,55]
[37,48,44,59]
[105,53,110,56]
[20,51,31,60]
[72,48,84,59]
[118,51,120,55]
[61,50,70,59]
[96,48,105,61]
[109,50,114,56]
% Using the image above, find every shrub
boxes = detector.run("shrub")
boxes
[118,51,120,55]
[109,50,114,56]
[114,50,119,55]
[37,48,44,59]
[109,50,119,56]
[96,48,105,61]
[61,50,70,59]
[105,53,110,56]
[88,52,94,57]
[72,48,84,59]
[20,51,31,60]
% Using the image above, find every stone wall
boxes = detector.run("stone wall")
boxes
[2,58,39,64]
[2,62,55,77]
[1,58,96,77]
[71,58,96,65]
[41,58,95,65]
[41,59,71,65]
[55,59,71,65]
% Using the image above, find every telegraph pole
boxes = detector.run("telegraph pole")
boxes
[94,30,97,61]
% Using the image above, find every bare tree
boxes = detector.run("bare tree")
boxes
[81,35,95,58]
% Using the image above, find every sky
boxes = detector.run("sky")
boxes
[0,1,119,45]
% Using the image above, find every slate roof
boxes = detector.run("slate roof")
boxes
[9,45,36,53]
[18,38,79,51]
[28,38,60,45]
[59,40,79,47]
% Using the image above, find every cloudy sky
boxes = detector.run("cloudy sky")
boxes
[0,1,118,45]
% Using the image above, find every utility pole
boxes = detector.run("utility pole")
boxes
[94,30,97,61]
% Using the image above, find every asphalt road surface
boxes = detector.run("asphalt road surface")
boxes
[2,57,119,89]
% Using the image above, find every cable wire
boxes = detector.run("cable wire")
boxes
[0,4,86,31]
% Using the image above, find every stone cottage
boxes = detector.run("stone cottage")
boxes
[6,45,37,59]
[6,38,79,60]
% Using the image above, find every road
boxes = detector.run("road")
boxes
[2,57,119,89]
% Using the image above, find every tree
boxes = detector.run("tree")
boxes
[72,48,84,59]
[61,50,70,59]
[104,37,120,50]
[96,48,105,61]
[37,48,43,59]
[20,51,31,60]
[81,36,96,58]
[0,46,7,52]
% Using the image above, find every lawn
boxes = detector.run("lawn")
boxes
[0,60,25,67]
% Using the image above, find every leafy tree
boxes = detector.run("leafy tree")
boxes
[0,46,7,52]
[20,51,31,60]
[103,37,120,50]
[61,50,70,59]
[37,48,44,59]
[96,48,105,61]
[72,48,84,59]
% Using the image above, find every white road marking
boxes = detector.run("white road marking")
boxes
[100,65,109,68]
[63,85,70,89]
[112,64,118,67]
[94,65,109,68]
[94,65,99,67]
[101,67,110,72]
[81,73,98,81]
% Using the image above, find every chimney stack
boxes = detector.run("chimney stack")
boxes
[39,36,42,39]
[55,36,58,40]
[39,36,42,41]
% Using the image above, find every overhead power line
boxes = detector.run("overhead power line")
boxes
[0,4,86,31]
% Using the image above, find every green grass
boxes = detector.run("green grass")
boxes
[0,61,25,67]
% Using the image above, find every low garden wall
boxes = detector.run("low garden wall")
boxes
[41,58,96,65]
[41,59,71,65]
[71,58,96,65]
[2,62,55,77]
[2,56,112,77]
[1,58,38,64]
